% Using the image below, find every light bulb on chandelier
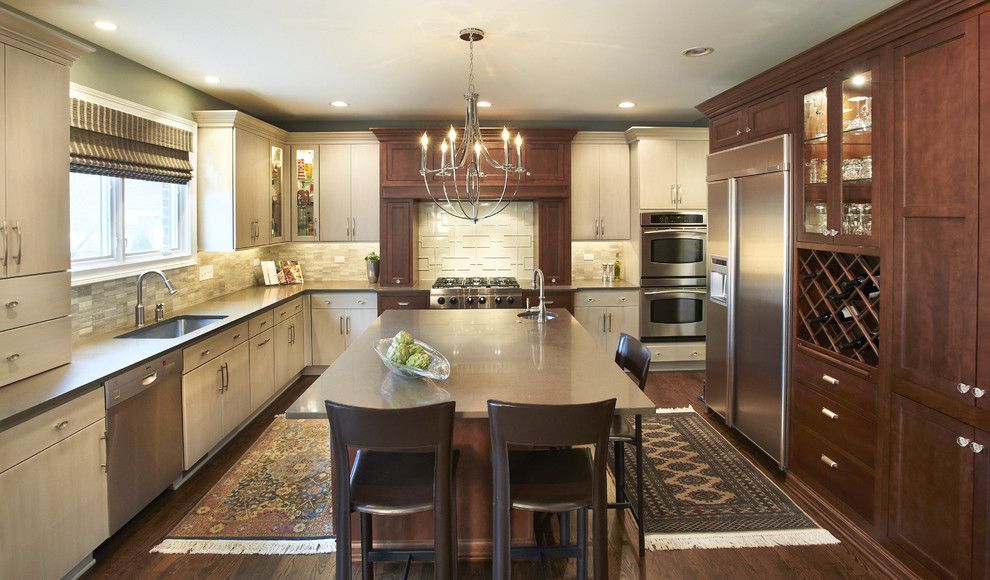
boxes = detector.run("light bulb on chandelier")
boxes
[418,27,528,223]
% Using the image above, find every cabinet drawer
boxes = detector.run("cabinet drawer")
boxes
[182,321,249,373]
[791,383,877,468]
[0,272,69,333]
[248,309,274,337]
[378,293,429,315]
[312,292,377,310]
[790,424,876,524]
[0,316,70,388]
[0,386,104,474]
[648,342,706,363]
[273,297,304,323]
[575,290,637,308]
[792,349,877,416]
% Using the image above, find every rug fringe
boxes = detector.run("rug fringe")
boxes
[645,528,839,551]
[150,538,336,555]
[655,406,696,414]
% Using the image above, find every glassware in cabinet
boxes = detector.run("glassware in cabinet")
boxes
[293,147,318,240]
[271,145,284,240]
[840,71,873,240]
[802,88,829,237]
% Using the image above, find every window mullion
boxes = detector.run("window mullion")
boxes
[114,177,125,264]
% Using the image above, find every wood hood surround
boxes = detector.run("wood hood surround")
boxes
[372,128,577,287]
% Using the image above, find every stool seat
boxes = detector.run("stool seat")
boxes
[350,450,460,515]
[609,416,635,442]
[509,448,593,512]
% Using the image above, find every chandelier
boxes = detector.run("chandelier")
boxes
[419,28,527,223]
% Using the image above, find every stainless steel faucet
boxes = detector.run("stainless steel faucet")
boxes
[135,270,177,326]
[531,268,548,323]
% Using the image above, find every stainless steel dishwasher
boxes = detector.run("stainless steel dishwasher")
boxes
[105,351,183,535]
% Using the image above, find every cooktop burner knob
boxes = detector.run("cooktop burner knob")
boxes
[437,297,445,305]
[506,296,515,305]
[466,296,474,305]
[449,297,458,305]
[494,296,502,304]
[478,296,487,304]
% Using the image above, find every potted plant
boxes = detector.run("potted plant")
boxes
[365,251,380,284]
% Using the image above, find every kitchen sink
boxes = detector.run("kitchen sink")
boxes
[517,310,558,321]
[115,315,228,339]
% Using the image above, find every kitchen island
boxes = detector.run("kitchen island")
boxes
[286,308,655,556]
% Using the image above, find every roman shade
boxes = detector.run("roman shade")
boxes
[69,98,193,184]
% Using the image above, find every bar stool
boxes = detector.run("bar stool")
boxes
[609,332,650,556]
[324,400,458,580]
[488,398,616,580]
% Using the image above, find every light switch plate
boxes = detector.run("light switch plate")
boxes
[583,253,595,261]
[199,265,214,281]
[252,258,260,266]
[334,256,345,263]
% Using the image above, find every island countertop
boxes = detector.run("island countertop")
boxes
[286,309,656,419]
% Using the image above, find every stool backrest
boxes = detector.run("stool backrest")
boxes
[615,333,651,391]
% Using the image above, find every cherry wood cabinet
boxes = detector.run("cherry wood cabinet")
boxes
[379,199,417,286]
[708,93,789,152]
[534,200,570,285]
[709,110,748,151]
[378,292,430,315]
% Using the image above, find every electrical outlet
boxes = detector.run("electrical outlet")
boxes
[583,253,595,261]
[199,265,214,281]
[334,255,345,263]
[252,258,260,266]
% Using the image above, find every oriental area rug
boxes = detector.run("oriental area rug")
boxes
[151,416,336,555]
[613,407,839,551]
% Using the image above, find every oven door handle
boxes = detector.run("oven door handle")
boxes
[643,289,708,296]
[641,228,707,235]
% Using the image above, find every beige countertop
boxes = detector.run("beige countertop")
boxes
[285,309,656,420]
[564,279,640,291]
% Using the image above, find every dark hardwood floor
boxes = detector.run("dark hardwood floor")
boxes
[85,371,881,579]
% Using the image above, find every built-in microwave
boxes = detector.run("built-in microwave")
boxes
[640,211,707,284]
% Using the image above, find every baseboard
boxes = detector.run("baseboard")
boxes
[62,553,95,580]
[787,474,920,579]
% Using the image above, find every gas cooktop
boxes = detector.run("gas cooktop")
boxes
[430,277,523,309]
[432,277,520,289]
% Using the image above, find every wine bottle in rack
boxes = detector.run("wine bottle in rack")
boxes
[801,269,823,281]
[838,336,868,351]
[828,288,855,302]
[837,304,859,323]
[860,275,879,300]
[806,312,832,324]
[840,275,868,289]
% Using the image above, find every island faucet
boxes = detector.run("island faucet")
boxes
[532,268,548,323]
[135,269,177,326]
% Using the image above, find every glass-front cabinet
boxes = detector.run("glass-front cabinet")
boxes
[798,60,878,248]
[270,144,286,242]
[292,146,319,241]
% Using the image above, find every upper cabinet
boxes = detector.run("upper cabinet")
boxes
[709,93,790,152]
[797,56,882,248]
[625,127,709,211]
[193,111,290,251]
[571,133,630,241]
[288,134,381,242]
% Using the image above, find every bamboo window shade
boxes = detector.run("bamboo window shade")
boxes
[69,98,193,184]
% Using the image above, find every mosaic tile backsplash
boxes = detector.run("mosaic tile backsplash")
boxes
[571,240,639,281]
[417,201,535,279]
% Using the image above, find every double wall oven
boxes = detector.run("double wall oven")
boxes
[640,211,707,341]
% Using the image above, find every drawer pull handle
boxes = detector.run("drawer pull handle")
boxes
[259,320,267,326]
[821,374,840,385]
[54,420,69,431]
[958,383,972,394]
[972,442,985,454]
[820,407,839,420]
[397,302,411,307]
[957,436,972,447]
[233,333,241,340]
[99,431,108,472]
[358,300,366,305]
[5,300,18,308]
[820,454,838,469]
[257,338,271,347]
[201,349,211,357]
[141,372,158,386]
[6,353,19,361]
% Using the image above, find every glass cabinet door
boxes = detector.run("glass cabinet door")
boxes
[292,146,319,241]
[837,70,875,246]
[270,145,285,241]
[800,87,830,241]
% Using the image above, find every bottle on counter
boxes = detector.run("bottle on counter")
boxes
[614,253,622,280]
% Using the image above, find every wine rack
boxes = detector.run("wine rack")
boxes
[796,249,880,367]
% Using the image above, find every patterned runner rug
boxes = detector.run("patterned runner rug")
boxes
[614,407,839,551]
[151,416,335,555]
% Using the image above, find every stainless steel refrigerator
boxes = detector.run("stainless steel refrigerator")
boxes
[705,135,792,469]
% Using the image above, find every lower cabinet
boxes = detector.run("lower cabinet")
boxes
[0,417,108,579]
[378,292,429,315]
[274,312,305,388]
[249,328,276,411]
[574,290,638,353]
[888,394,988,579]
[311,292,378,365]
[181,341,251,470]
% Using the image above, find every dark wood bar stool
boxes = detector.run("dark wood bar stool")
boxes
[609,332,651,556]
[488,398,616,580]
[324,400,458,580]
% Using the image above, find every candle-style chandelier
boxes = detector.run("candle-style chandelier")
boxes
[419,28,527,223]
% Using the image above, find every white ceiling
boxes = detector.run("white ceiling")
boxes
[10,0,899,123]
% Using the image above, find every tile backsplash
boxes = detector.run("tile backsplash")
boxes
[571,240,638,281]
[417,201,534,279]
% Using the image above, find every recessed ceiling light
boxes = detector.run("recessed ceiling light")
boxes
[93,20,117,31]
[204,76,220,85]
[682,46,714,57]
[617,101,636,109]
[330,100,348,108]
[477,100,492,108]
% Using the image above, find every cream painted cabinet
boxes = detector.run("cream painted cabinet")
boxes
[193,110,290,251]
[310,292,378,365]
[311,308,348,365]
[0,418,109,580]
[274,312,305,389]
[626,127,709,210]
[249,328,276,411]
[317,140,380,242]
[220,342,251,436]
[571,134,630,241]
[575,290,639,355]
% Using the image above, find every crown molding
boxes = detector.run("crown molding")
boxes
[191,110,288,140]
[0,8,93,66]
[624,126,708,143]
[285,131,378,145]
[572,131,628,144]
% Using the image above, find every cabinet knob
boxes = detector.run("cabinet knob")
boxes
[821,374,840,385]
[324,299,332,304]
[957,436,972,447]
[745,127,752,133]
[551,278,557,283]
[973,387,985,399]
[820,454,838,469]
[735,129,742,136]
[54,420,69,431]
[201,349,211,357]
[957,382,972,394]
[5,300,18,308]
[972,442,985,454]
[6,353,19,362]
[233,333,241,340]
